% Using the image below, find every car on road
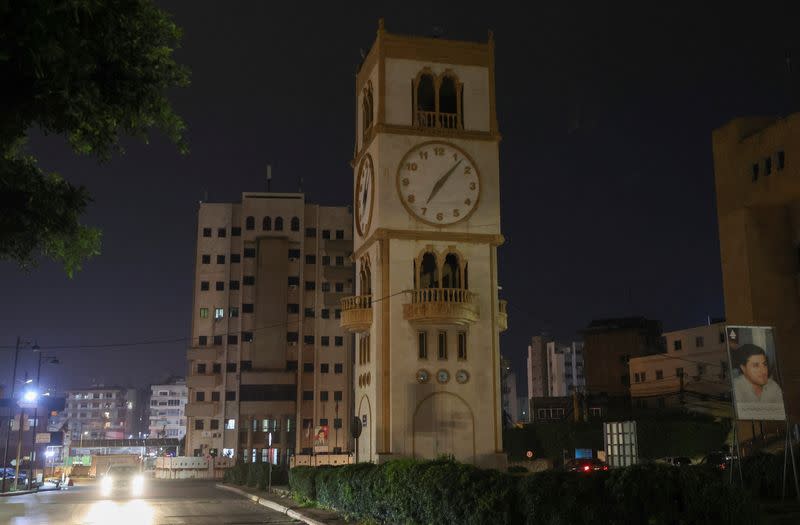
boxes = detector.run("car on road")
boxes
[100,464,145,497]
[700,451,737,471]
[564,458,609,474]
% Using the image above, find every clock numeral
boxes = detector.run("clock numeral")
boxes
[436,212,444,221]
[453,209,460,217]
[407,194,416,203]
[434,147,445,156]
[469,182,476,190]
[405,162,418,171]
[402,178,410,186]
[464,166,472,174]
[421,207,427,215]
[452,153,459,161]
[419,151,428,160]
[464,198,472,205]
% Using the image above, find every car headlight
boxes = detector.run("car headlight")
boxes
[132,475,144,494]
[101,476,113,493]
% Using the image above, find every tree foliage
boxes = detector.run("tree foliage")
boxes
[0,0,189,275]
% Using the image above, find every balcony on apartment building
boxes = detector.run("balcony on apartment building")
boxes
[498,299,509,332]
[402,288,479,325]
[340,294,373,333]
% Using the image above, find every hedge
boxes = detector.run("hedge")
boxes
[284,459,756,525]
[223,461,288,489]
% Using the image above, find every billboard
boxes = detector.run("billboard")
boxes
[726,326,786,421]
[314,425,329,447]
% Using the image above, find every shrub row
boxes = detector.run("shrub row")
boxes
[287,459,758,525]
[223,461,288,490]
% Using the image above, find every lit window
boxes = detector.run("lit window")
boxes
[200,308,208,319]
[226,419,236,430]
[214,308,224,319]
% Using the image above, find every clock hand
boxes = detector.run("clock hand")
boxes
[426,159,463,204]
[361,177,368,208]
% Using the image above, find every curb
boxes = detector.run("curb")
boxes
[216,483,327,525]
[0,489,38,497]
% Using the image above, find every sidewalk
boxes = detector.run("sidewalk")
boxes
[216,483,348,525]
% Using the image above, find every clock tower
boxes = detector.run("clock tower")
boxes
[343,20,508,469]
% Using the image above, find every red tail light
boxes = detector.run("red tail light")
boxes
[583,465,590,472]
[603,466,609,471]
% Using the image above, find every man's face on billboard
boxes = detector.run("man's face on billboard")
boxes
[740,354,769,386]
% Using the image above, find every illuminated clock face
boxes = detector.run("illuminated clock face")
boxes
[396,141,480,226]
[355,154,375,237]
[437,369,450,384]
[416,369,430,384]
[456,370,469,384]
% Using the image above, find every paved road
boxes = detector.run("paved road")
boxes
[0,479,300,524]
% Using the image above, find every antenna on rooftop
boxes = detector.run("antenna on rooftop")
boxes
[298,176,304,194]
[267,164,272,193]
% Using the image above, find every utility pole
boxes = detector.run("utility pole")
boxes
[1,337,23,493]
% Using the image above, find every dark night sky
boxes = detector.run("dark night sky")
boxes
[3,2,800,394]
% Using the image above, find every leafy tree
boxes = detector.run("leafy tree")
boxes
[0,0,190,276]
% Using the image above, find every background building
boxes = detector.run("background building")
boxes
[148,379,187,439]
[63,387,137,441]
[628,322,730,415]
[500,356,518,425]
[185,192,353,463]
[526,335,550,400]
[546,341,585,397]
[582,317,663,396]
[713,114,800,423]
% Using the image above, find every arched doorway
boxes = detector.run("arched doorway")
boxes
[413,392,475,463]
[357,395,372,463]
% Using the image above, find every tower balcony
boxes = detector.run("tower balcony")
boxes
[498,299,509,332]
[340,295,373,333]
[403,288,479,326]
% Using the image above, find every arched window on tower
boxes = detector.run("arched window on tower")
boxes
[290,216,300,232]
[419,252,439,289]
[415,73,436,128]
[362,83,374,144]
[262,217,272,231]
[463,262,469,290]
[359,261,372,296]
[274,217,284,231]
[441,253,461,289]
[245,216,255,231]
[439,75,459,129]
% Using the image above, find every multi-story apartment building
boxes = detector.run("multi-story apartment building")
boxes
[500,356,518,425]
[63,387,136,441]
[526,335,550,402]
[713,114,800,422]
[546,341,586,397]
[148,379,188,439]
[628,322,731,415]
[185,193,353,463]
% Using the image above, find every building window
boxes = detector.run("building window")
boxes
[194,419,204,430]
[304,307,315,318]
[335,282,344,292]
[201,254,211,264]
[320,363,329,373]
[334,363,343,374]
[335,256,345,266]
[305,281,316,290]
[225,391,236,401]
[242,303,254,314]
[302,391,313,401]
[321,309,330,319]
[778,150,785,170]
[215,281,225,291]
[304,335,315,345]
[287,332,299,343]
[288,249,301,259]
[305,227,317,237]
[286,360,298,371]
[243,275,255,286]
[697,364,705,376]
[695,336,704,348]
[200,308,208,319]
[457,332,467,360]
[765,156,772,175]
[334,336,343,346]
[262,217,272,231]
[210,419,219,430]
[320,391,329,402]
[213,363,221,373]
[305,255,316,264]
[225,419,235,430]
[656,370,663,380]
[418,331,427,359]
[228,335,238,344]
[719,331,726,344]
[322,256,330,266]
[213,335,223,345]
[214,307,224,319]
[244,247,256,258]
[287,303,299,314]
[202,228,212,237]
[334,309,341,319]
[217,255,225,264]
[229,280,240,290]
[334,418,342,429]
[634,372,640,383]
[334,391,343,402]
[196,391,205,402]
[245,216,255,230]
[752,163,759,182]
[232,226,241,236]
[640,372,646,382]
[230,307,239,317]
[438,331,447,360]
[200,281,209,291]
[198,336,208,346]
[218,228,226,238]
[288,276,300,286]
[242,331,253,342]
[335,230,344,240]
[322,230,331,239]
[226,362,236,372]
[291,217,300,231]
[321,336,329,346]
[211,391,220,401]
[274,217,284,231]
[673,340,682,351]
[321,282,331,292]
[231,253,241,263]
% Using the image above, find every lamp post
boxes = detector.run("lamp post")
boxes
[1,337,36,493]
[28,351,59,486]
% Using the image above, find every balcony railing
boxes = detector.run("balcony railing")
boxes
[340,294,373,333]
[403,288,479,325]
[415,110,460,130]
[498,299,509,332]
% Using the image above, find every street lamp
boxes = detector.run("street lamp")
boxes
[28,350,58,486]
[1,337,37,493]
